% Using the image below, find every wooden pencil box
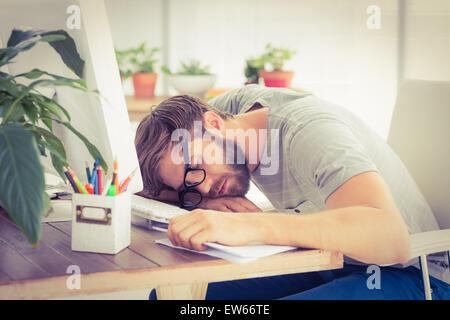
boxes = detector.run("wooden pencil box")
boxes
[71,192,131,254]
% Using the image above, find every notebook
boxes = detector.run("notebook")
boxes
[156,237,297,263]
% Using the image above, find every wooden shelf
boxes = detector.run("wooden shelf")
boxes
[124,88,307,123]
[125,95,171,122]
[125,95,171,113]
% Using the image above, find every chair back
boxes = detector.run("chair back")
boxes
[387,80,450,229]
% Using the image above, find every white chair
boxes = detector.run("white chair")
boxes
[387,79,450,300]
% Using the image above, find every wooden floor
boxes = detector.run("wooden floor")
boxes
[0,210,215,283]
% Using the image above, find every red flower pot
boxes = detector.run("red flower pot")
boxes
[132,72,158,99]
[259,70,294,88]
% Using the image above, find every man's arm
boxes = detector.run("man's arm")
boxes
[135,189,179,205]
[168,171,411,266]
[198,196,263,212]
[259,171,411,265]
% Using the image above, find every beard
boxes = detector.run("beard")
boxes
[209,163,250,198]
[208,137,251,197]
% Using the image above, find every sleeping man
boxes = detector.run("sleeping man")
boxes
[135,85,448,299]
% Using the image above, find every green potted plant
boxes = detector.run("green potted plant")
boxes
[258,43,296,88]
[161,59,216,98]
[114,47,132,83]
[244,56,265,85]
[0,28,107,246]
[127,42,160,99]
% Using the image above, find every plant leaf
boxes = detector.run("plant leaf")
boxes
[16,68,86,88]
[0,78,23,97]
[6,29,40,47]
[3,29,41,64]
[42,30,85,78]
[42,192,52,218]
[6,29,85,78]
[43,117,108,173]
[22,99,39,124]
[26,92,63,121]
[35,137,67,181]
[0,124,44,245]
[63,122,109,173]
[32,126,67,163]
[16,68,47,80]
[39,108,53,131]
[0,47,21,67]
[50,152,67,182]
[2,101,25,122]
[39,34,67,43]
[37,94,71,121]
[29,78,87,91]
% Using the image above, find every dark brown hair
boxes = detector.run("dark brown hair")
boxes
[135,95,232,197]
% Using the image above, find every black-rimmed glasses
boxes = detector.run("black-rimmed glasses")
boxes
[178,140,206,209]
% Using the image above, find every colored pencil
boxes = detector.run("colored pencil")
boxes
[113,156,118,188]
[107,184,116,196]
[93,170,98,195]
[67,167,89,194]
[65,166,81,193]
[85,161,91,182]
[85,183,94,194]
[90,162,99,185]
[97,167,103,195]
[118,167,137,194]
[63,167,79,193]
[111,168,118,195]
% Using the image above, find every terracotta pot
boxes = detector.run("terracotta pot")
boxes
[132,72,158,99]
[259,70,294,88]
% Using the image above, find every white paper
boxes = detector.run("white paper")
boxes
[205,242,297,258]
[155,237,296,263]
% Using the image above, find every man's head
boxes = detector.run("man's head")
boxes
[135,95,250,200]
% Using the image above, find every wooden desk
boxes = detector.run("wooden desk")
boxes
[0,211,343,300]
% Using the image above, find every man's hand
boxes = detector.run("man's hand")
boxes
[197,196,263,213]
[167,209,265,251]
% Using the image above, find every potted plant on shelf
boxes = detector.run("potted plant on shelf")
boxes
[127,42,160,99]
[0,28,107,246]
[161,59,216,98]
[244,56,265,85]
[258,43,296,88]
[114,47,132,83]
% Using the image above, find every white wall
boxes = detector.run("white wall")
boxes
[402,0,450,81]
[347,0,399,139]
[106,0,403,138]
[105,0,165,96]
[3,0,448,138]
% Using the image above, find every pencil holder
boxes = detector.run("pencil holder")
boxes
[71,192,131,254]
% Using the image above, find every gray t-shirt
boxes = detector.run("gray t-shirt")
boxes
[210,85,448,281]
